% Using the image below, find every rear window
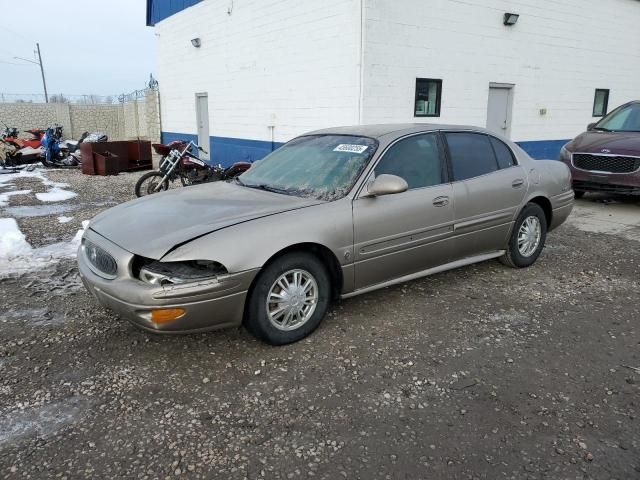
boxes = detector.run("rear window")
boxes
[490,137,516,169]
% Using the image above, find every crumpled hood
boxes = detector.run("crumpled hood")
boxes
[89,181,321,259]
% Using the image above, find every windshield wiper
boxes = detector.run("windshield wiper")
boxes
[592,126,610,132]
[239,181,294,196]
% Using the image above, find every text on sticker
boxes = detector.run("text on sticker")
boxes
[334,144,369,154]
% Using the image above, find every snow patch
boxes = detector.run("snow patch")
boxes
[0,218,88,277]
[0,168,77,204]
[36,187,77,202]
[57,216,74,223]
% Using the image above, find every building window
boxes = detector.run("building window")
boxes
[593,89,609,117]
[415,78,442,117]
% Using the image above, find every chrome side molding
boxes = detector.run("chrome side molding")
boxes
[341,251,505,299]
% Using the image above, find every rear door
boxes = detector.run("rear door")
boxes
[443,132,526,259]
[352,133,455,289]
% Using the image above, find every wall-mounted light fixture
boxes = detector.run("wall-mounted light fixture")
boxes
[191,38,201,48]
[503,13,519,26]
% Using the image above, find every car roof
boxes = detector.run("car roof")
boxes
[305,123,494,140]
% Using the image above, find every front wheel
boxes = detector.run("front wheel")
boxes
[244,252,331,345]
[135,171,169,197]
[500,203,548,268]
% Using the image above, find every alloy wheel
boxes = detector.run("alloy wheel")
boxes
[517,216,542,257]
[266,269,318,331]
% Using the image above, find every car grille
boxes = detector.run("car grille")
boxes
[83,240,117,277]
[573,153,640,174]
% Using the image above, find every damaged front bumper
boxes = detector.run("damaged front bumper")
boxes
[78,228,258,333]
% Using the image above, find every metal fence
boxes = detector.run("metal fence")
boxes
[0,93,119,104]
[0,75,160,105]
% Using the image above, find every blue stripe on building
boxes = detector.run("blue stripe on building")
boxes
[161,132,284,166]
[516,139,570,160]
[162,131,569,166]
[146,0,202,26]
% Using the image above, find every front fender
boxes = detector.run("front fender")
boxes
[161,198,354,279]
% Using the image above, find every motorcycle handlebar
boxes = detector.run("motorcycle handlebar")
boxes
[198,145,208,155]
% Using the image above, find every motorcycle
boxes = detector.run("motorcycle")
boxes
[134,140,251,197]
[0,124,46,167]
[40,125,81,168]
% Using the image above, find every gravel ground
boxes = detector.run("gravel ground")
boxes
[0,168,639,479]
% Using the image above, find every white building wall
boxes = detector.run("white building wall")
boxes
[156,0,362,148]
[362,0,640,143]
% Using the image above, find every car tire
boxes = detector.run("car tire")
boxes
[500,203,548,269]
[574,190,585,199]
[244,252,331,345]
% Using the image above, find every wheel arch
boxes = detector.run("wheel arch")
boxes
[242,242,344,323]
[526,195,552,228]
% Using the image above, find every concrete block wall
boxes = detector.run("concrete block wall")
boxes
[0,90,161,143]
[155,0,362,163]
[153,0,640,162]
[0,103,59,135]
[362,0,640,145]
[68,104,124,139]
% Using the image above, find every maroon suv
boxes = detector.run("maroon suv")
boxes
[560,101,640,197]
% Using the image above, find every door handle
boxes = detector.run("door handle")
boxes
[512,179,525,188]
[432,196,449,207]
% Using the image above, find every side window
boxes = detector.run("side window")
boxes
[374,133,444,190]
[445,132,499,181]
[592,89,609,117]
[489,137,516,169]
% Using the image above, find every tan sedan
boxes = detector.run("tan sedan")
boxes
[78,124,574,345]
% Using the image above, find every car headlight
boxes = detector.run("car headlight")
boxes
[136,259,227,286]
[559,145,572,162]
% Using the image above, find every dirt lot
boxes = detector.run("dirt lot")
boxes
[1,168,639,479]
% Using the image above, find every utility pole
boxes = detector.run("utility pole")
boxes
[36,43,48,103]
[14,43,49,103]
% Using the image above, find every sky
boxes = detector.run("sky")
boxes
[0,0,156,99]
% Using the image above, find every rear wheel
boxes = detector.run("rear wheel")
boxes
[135,171,169,197]
[244,252,331,345]
[500,203,548,268]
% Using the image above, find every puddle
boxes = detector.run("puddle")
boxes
[4,204,79,218]
[0,397,90,448]
[0,308,66,326]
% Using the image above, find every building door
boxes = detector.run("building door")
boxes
[195,92,210,160]
[486,84,514,138]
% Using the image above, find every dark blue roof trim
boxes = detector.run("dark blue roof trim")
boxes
[146,0,202,26]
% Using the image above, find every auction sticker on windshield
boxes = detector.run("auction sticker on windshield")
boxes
[333,144,369,154]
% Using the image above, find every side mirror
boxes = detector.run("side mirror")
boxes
[587,122,596,131]
[365,174,408,197]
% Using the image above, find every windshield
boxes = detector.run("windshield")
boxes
[596,103,640,132]
[237,135,378,201]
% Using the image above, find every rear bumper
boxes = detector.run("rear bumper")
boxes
[549,190,574,231]
[78,229,258,334]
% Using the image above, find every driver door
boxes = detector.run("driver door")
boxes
[352,133,455,290]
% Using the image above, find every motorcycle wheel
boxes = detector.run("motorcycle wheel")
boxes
[135,172,170,197]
